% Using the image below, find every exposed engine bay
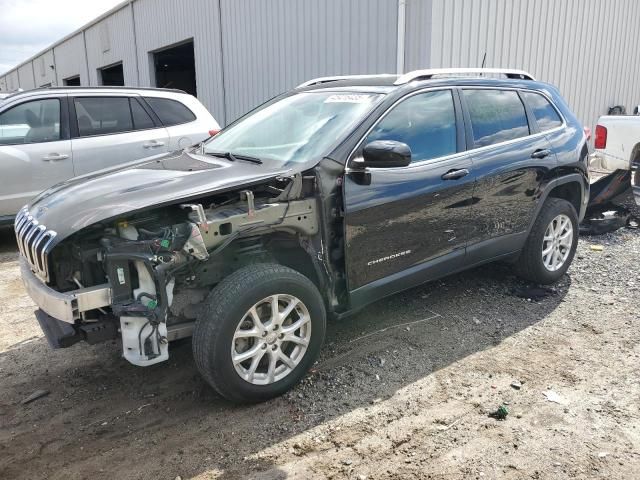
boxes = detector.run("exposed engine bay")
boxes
[46,174,323,366]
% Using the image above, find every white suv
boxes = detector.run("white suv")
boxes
[0,87,219,223]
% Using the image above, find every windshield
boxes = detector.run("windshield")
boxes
[204,91,383,165]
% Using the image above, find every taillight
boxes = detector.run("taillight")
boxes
[583,126,591,141]
[209,128,220,137]
[594,125,607,149]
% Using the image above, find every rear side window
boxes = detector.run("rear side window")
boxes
[75,97,132,136]
[0,98,61,145]
[463,89,530,147]
[365,90,457,163]
[144,97,196,126]
[130,98,155,130]
[521,91,563,131]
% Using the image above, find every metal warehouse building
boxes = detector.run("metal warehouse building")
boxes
[1,0,638,129]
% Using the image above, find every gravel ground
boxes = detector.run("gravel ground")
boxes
[0,193,639,480]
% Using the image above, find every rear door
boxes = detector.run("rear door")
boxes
[460,88,557,261]
[0,96,73,217]
[70,95,170,176]
[344,88,475,291]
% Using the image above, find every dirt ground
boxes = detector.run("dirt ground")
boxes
[1,195,639,480]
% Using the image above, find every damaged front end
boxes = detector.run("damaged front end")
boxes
[18,173,321,367]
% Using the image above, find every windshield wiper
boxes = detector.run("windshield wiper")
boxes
[204,150,263,165]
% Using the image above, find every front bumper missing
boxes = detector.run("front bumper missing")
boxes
[20,257,112,323]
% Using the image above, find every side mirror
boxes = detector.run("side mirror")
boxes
[361,140,411,168]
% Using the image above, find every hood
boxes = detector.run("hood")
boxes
[27,150,292,240]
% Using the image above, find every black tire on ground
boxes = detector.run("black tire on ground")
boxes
[192,263,326,403]
[515,198,579,284]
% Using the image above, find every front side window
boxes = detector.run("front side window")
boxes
[365,90,457,163]
[144,97,196,126]
[204,92,383,165]
[521,91,563,131]
[0,98,61,145]
[463,89,530,147]
[75,97,133,137]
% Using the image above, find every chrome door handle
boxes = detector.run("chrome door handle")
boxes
[441,168,469,180]
[143,140,165,148]
[531,148,552,159]
[42,153,69,161]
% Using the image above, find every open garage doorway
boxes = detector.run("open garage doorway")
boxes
[99,63,124,86]
[63,75,80,86]
[153,40,196,96]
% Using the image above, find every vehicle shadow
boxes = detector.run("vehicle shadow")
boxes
[0,225,18,264]
[0,258,570,480]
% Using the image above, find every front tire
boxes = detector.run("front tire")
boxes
[193,263,326,403]
[515,198,578,284]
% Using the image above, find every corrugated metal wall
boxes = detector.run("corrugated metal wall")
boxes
[84,4,138,86]
[6,70,19,91]
[32,50,56,87]
[404,0,433,72]
[17,63,35,90]
[424,0,640,130]
[133,0,226,124]
[0,0,638,132]
[219,0,398,122]
[53,33,89,85]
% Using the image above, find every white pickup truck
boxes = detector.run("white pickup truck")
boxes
[591,114,640,172]
[590,114,640,206]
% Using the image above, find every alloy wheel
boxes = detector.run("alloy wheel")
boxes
[231,294,311,385]
[541,213,573,272]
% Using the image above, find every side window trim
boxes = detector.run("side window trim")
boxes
[0,96,68,145]
[348,87,462,168]
[451,88,466,153]
[458,88,475,152]
[135,95,163,127]
[59,95,70,140]
[128,97,162,131]
[518,90,540,135]
[67,95,79,138]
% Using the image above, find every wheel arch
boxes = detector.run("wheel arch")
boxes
[263,233,323,290]
[531,174,586,229]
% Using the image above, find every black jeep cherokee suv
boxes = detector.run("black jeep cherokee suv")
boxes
[17,68,589,403]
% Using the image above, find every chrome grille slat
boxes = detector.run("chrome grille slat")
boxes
[14,208,55,282]
[24,222,41,266]
[30,226,47,267]
[17,215,33,253]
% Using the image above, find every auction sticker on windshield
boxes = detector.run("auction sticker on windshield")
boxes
[324,94,373,103]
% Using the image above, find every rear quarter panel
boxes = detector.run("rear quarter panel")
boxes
[542,84,590,218]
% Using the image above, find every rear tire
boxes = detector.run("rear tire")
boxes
[515,198,578,284]
[193,263,326,403]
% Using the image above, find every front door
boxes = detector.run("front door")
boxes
[343,89,475,293]
[0,96,73,217]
